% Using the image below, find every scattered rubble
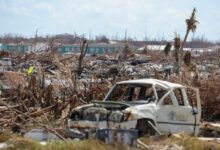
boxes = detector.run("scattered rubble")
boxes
[0,38,220,149]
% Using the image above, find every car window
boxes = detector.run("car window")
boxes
[174,88,184,106]
[106,84,155,102]
[107,84,128,101]
[162,94,173,105]
[136,86,155,101]
[132,87,141,101]
[185,88,197,107]
[155,87,167,100]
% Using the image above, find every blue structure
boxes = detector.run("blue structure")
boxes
[58,45,80,53]
[58,44,121,54]
[86,46,116,54]
[0,43,28,53]
[0,43,122,54]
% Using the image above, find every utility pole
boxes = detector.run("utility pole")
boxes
[34,27,41,52]
[89,29,92,40]
[218,48,220,66]
[124,29,127,42]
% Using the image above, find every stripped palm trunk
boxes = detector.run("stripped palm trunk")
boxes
[77,40,88,76]
[174,34,181,76]
[180,7,198,60]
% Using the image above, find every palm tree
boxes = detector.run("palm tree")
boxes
[142,46,148,55]
[180,7,199,59]
[174,33,181,75]
[77,40,88,76]
[122,42,130,60]
[183,51,191,67]
[174,34,181,62]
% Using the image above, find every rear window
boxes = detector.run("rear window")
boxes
[185,88,198,107]
[173,88,184,106]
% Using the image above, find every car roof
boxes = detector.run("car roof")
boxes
[117,78,184,89]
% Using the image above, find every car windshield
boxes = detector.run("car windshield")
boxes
[106,84,156,102]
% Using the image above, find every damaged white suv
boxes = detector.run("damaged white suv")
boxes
[68,79,201,136]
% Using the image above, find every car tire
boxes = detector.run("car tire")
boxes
[136,119,155,137]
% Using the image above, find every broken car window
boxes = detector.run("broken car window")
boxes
[174,88,184,106]
[186,88,197,107]
[155,87,167,100]
[107,84,128,101]
[143,87,155,101]
[162,94,173,105]
[106,84,155,102]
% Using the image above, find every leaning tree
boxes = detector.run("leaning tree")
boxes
[180,7,199,59]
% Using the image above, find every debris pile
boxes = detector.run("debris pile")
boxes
[0,38,220,146]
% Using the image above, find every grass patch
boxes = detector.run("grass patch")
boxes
[2,137,131,150]
[0,130,12,143]
[2,133,219,150]
[44,139,131,150]
[139,134,220,150]
[5,136,42,150]
[171,135,220,150]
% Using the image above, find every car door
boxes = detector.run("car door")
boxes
[156,87,199,135]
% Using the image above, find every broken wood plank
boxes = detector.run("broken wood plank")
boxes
[201,122,220,132]
[30,105,56,117]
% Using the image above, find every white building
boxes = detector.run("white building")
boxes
[28,42,48,53]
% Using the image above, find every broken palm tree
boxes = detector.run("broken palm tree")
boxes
[121,42,132,60]
[77,40,88,77]
[174,33,181,76]
[180,7,199,60]
[164,42,172,57]
[141,46,148,55]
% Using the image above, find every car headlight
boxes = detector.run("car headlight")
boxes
[123,112,133,121]
[69,110,82,120]
[108,111,124,122]
[108,111,134,122]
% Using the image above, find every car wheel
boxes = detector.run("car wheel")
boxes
[136,119,155,137]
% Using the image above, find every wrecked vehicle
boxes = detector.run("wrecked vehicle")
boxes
[68,79,201,136]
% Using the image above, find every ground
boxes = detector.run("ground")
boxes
[0,130,220,150]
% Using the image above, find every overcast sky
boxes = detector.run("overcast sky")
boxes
[0,0,219,41]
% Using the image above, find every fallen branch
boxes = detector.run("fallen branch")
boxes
[30,105,56,117]
[0,99,66,141]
